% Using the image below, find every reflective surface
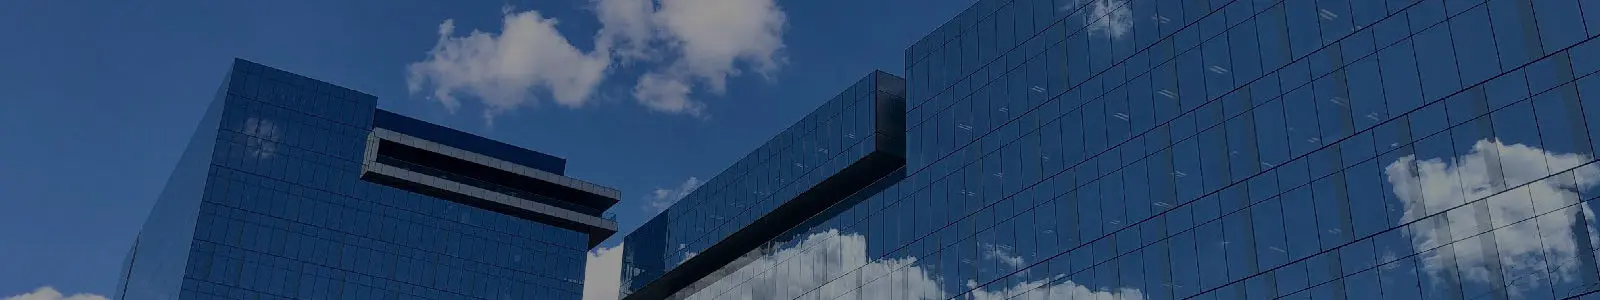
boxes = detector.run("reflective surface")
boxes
[118,60,592,300]
[622,72,904,296]
[669,0,1600,299]
[372,109,568,175]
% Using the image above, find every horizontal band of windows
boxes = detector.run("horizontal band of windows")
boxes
[622,150,905,300]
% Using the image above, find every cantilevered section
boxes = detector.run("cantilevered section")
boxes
[621,71,907,299]
[360,111,620,248]
[373,109,569,175]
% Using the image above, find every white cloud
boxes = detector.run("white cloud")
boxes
[963,243,1140,300]
[689,229,944,300]
[680,229,1144,300]
[1384,138,1600,295]
[409,0,787,118]
[1083,0,1131,39]
[633,72,702,116]
[244,117,280,158]
[652,0,786,92]
[406,10,611,118]
[3,287,106,300]
[601,0,787,117]
[967,275,1145,300]
[594,0,660,62]
[981,243,1026,270]
[646,177,702,213]
[584,244,626,300]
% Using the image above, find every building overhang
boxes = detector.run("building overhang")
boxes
[360,128,620,248]
[622,71,908,299]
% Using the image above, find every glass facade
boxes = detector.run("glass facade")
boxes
[626,0,1600,299]
[622,72,907,298]
[369,109,568,176]
[116,59,611,300]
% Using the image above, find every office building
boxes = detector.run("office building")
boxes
[114,59,619,300]
[621,71,908,299]
[622,0,1600,299]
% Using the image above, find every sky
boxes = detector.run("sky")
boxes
[0,0,976,298]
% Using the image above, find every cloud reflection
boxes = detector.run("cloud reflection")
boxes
[1385,138,1600,295]
[1083,0,1131,39]
[683,229,1143,300]
[243,117,280,158]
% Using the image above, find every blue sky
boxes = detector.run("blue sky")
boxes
[0,0,974,297]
